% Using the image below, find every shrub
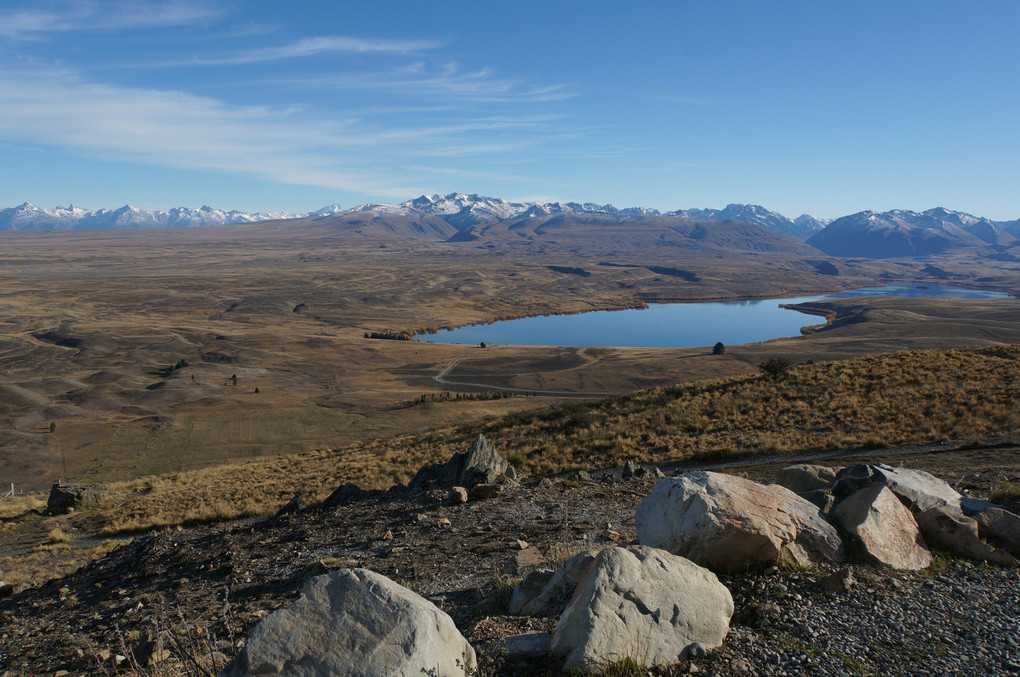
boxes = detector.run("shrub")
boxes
[759,357,792,378]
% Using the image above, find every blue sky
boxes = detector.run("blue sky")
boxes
[0,1,1017,220]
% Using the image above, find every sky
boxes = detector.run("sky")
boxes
[0,1,1018,220]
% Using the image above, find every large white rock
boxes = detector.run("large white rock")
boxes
[636,472,844,573]
[833,484,933,570]
[871,464,963,512]
[220,569,476,677]
[549,546,732,671]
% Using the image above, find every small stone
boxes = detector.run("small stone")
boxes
[687,642,708,659]
[447,487,468,505]
[437,518,451,528]
[513,538,529,550]
[730,658,753,676]
[469,483,502,500]
[819,568,855,593]
[500,632,550,661]
[506,546,544,574]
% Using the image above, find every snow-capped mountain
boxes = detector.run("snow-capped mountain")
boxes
[336,194,829,238]
[808,208,1017,258]
[670,204,829,240]
[4,196,1015,259]
[0,202,304,231]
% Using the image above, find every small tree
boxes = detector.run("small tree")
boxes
[712,342,725,355]
[49,421,56,433]
[759,357,792,378]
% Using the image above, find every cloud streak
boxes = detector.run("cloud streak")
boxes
[192,35,443,65]
[0,66,576,197]
[277,63,573,104]
[0,1,221,38]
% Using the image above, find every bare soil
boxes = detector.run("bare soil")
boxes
[0,443,1017,675]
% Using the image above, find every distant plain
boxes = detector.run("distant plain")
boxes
[1,216,1018,490]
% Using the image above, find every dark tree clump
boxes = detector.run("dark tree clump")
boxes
[712,342,725,355]
[759,357,792,378]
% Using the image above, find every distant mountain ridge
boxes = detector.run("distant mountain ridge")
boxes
[3,195,1017,259]
[0,194,830,237]
[0,202,305,231]
[808,207,1019,258]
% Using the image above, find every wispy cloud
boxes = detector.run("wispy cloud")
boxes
[279,62,574,103]
[0,1,220,39]
[0,66,577,196]
[191,35,443,65]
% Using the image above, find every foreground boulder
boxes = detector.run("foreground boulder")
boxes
[833,484,933,570]
[917,506,1018,567]
[549,546,732,671]
[636,472,844,573]
[775,464,841,494]
[872,464,963,511]
[407,434,516,492]
[831,463,963,512]
[46,483,108,514]
[220,569,476,677]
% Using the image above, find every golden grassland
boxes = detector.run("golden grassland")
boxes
[3,222,1018,491]
[88,344,1020,534]
[1,344,1018,591]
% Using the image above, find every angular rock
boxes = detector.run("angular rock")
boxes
[872,463,962,512]
[468,483,501,500]
[831,464,880,498]
[510,549,601,617]
[269,495,306,522]
[0,582,13,598]
[973,507,1020,556]
[549,546,732,671]
[818,568,855,593]
[636,472,844,573]
[321,483,382,508]
[833,484,933,570]
[506,546,544,574]
[501,632,550,660]
[220,569,476,677]
[917,506,1018,566]
[775,464,840,494]
[46,483,108,515]
[447,486,468,505]
[407,434,516,492]
[798,489,835,513]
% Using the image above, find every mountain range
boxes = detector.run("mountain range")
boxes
[3,194,1018,258]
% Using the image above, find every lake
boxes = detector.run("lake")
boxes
[422,285,1012,348]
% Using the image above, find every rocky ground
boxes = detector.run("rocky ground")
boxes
[1,444,1019,676]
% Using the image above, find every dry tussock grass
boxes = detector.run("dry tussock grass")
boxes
[0,493,46,519]
[0,540,120,592]
[93,345,1018,534]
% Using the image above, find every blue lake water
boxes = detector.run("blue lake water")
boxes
[423,285,1012,348]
